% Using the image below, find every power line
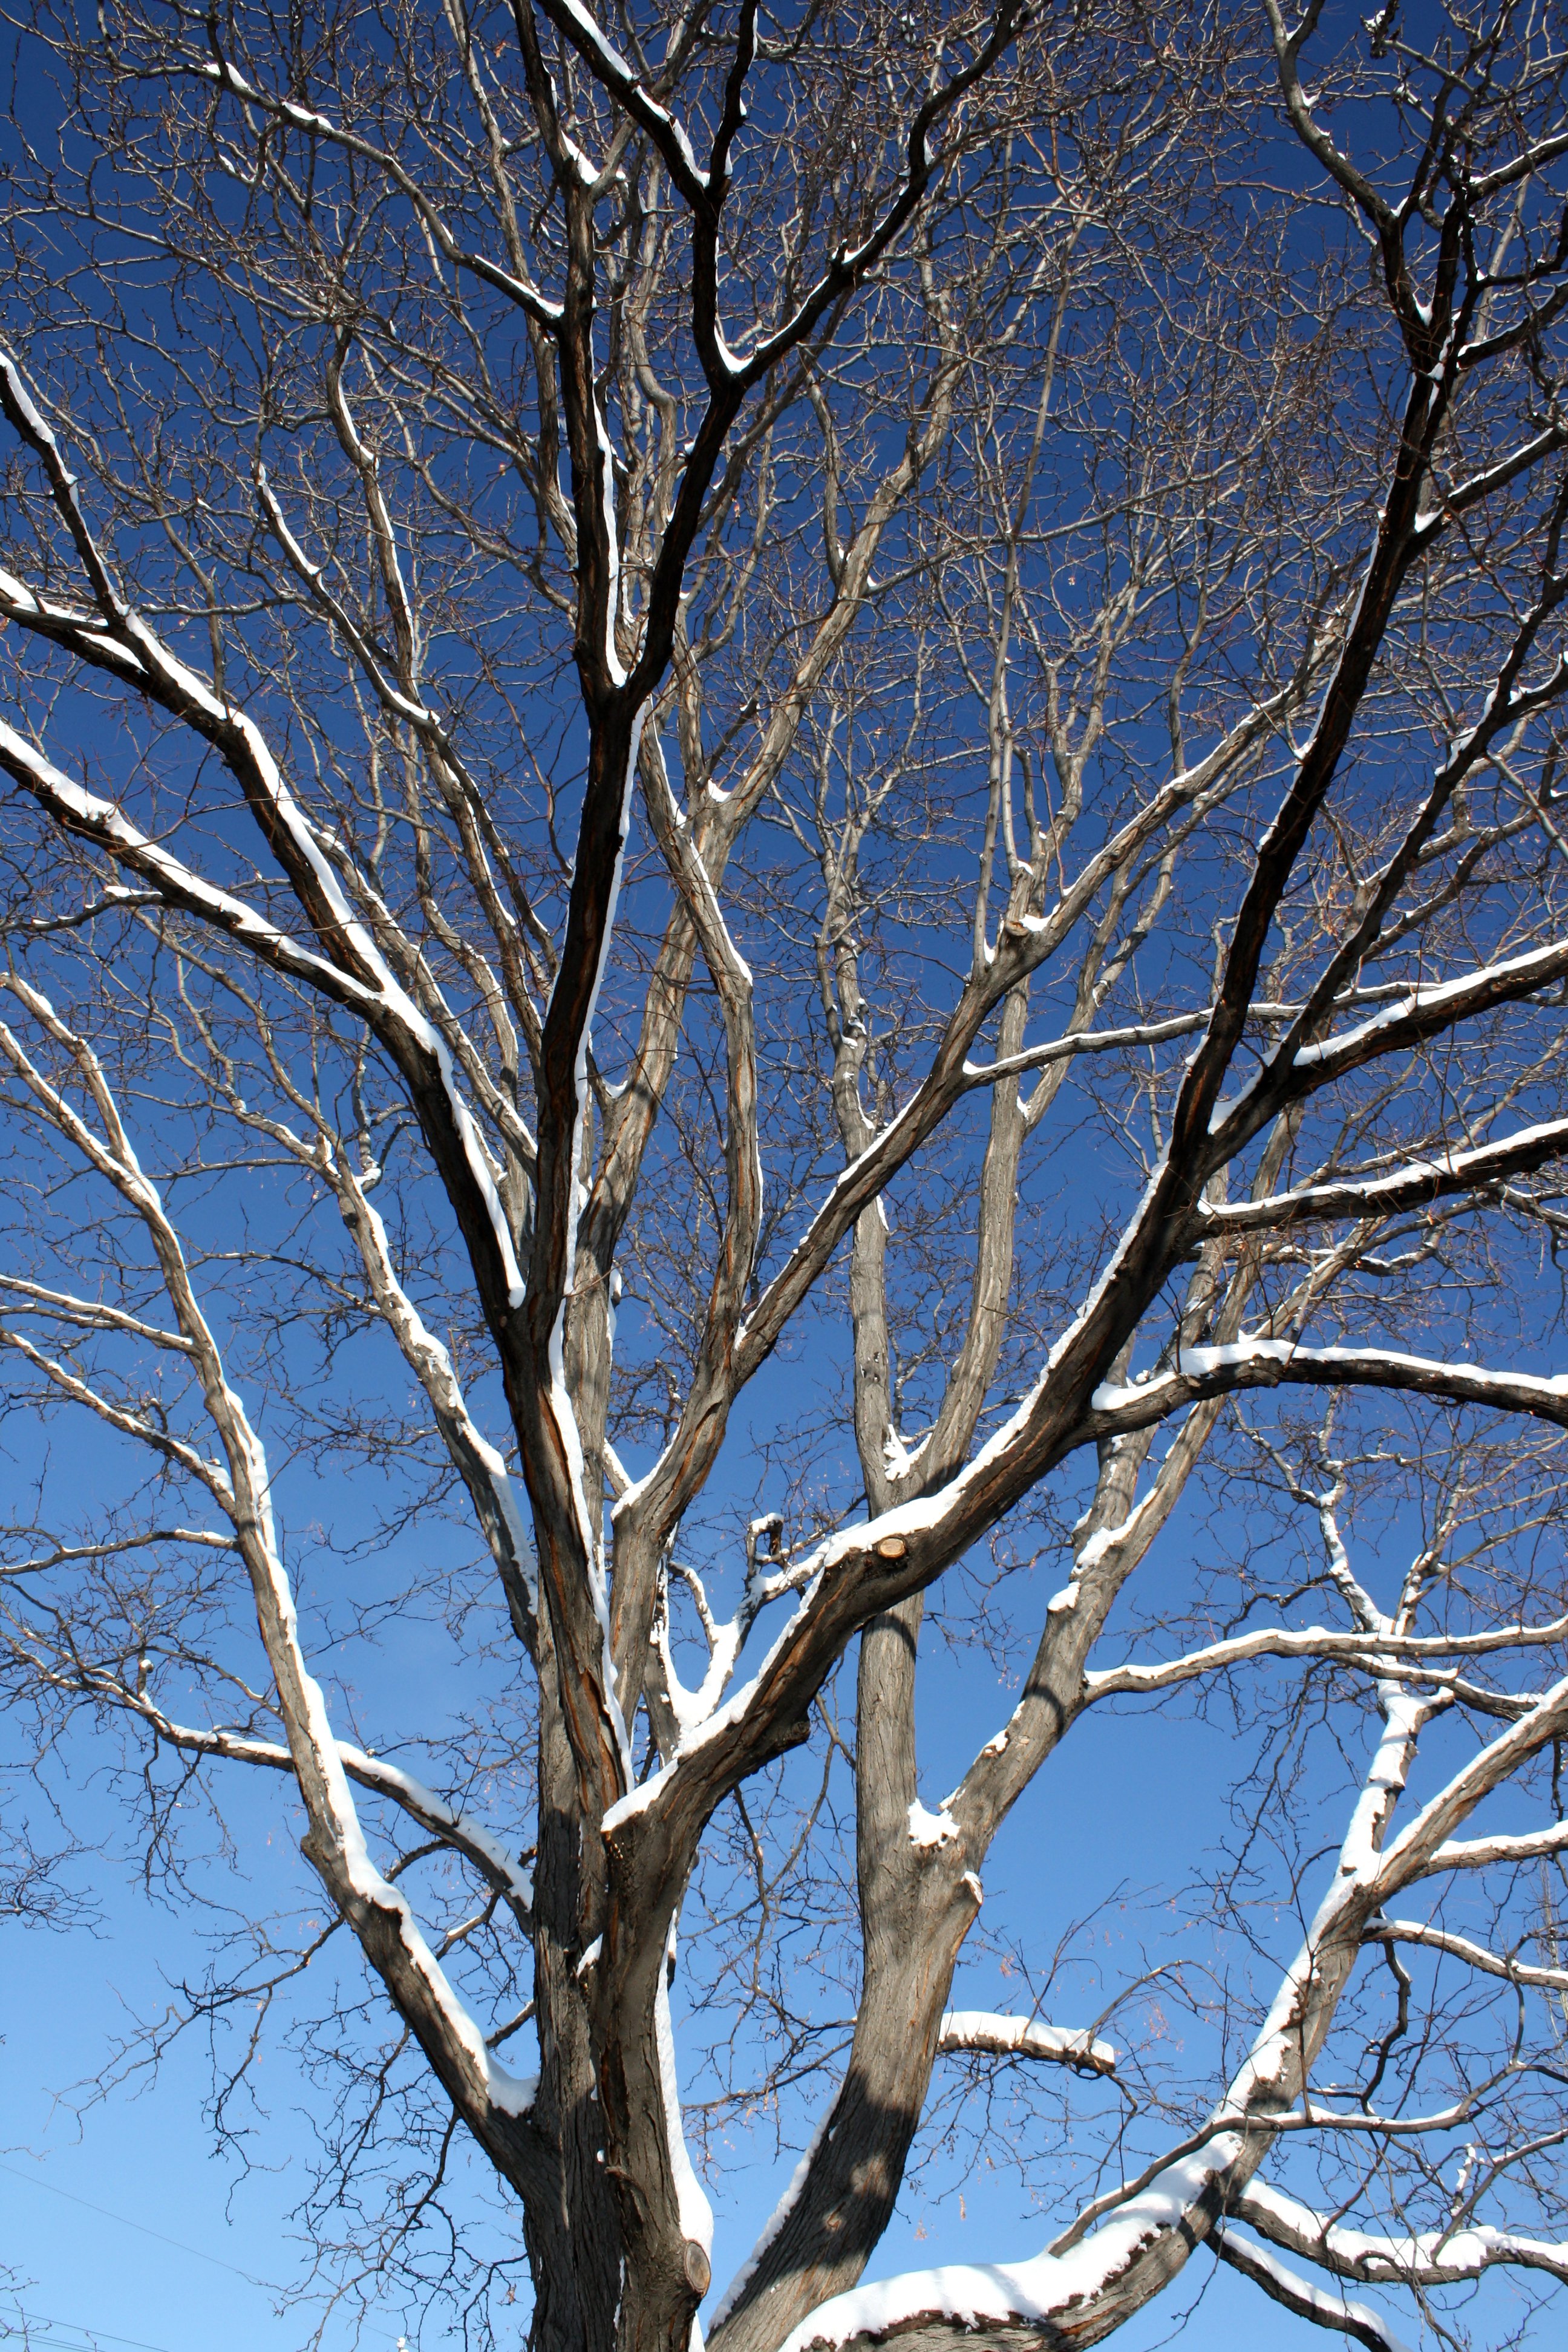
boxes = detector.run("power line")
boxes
[0,2305,178,2352]
[0,2161,276,2291]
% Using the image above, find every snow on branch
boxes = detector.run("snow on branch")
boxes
[937,2011,1116,2076]
[1363,1916,1568,1991]
[0,720,384,1021]
[613,728,763,1575]
[1287,928,1568,1085]
[1229,2177,1568,2290]
[1419,1818,1568,1874]
[768,1648,1463,2350]
[328,1157,538,1642]
[1085,1612,1568,1701]
[955,981,1433,1088]
[1090,1338,1568,1440]
[0,352,528,1316]
[0,980,543,2149]
[1212,2226,1414,2350]
[1198,1115,1568,1236]
[1371,1663,1568,1895]
[527,0,713,208]
[770,2128,1383,2352]
[0,1526,235,1579]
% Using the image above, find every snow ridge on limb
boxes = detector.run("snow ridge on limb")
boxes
[937,2012,1116,2076]
[1363,1916,1568,1991]
[772,2126,1390,2352]
[1089,1338,1568,1437]
[1228,2179,1568,2292]
[655,1973,714,2261]
[0,722,382,1015]
[1212,2229,1414,2352]
[0,708,526,1315]
[185,51,563,321]
[601,1309,1566,1857]
[1197,1111,1568,1235]
[526,0,713,207]
[708,2105,839,2335]
[325,1159,540,1651]
[1083,1608,1568,1700]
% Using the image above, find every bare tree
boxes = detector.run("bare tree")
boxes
[3,2,1568,2349]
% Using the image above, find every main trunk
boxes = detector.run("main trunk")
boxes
[527,1609,626,2352]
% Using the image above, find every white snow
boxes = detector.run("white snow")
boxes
[544,0,712,195]
[1215,2226,1414,2350]
[342,1181,537,1613]
[1074,1490,1160,1570]
[656,1602,743,1741]
[938,2011,1116,2073]
[0,644,529,1316]
[907,1800,959,1848]
[774,1657,1450,2352]
[336,1744,533,1906]
[1337,1687,1427,1880]
[1201,1115,1568,1232]
[655,1975,714,2254]
[190,65,560,313]
[1292,938,1568,1071]
[210,1373,538,2122]
[53,1095,541,2129]
[1090,1336,1568,1421]
[1236,2178,1568,2288]
[1422,1816,1568,1873]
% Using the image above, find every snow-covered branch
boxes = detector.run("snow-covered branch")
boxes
[936,2011,1116,2076]
[768,1670,1445,2352]
[1212,2227,1413,2350]
[1198,1115,1568,1237]
[1089,1338,1568,1444]
[1363,1916,1568,1991]
[1229,2177,1568,2290]
[185,51,561,323]
[1419,1818,1568,1875]
[1085,1613,1568,1702]
[0,357,529,1330]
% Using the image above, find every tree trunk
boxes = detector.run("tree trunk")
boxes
[529,1613,626,2352]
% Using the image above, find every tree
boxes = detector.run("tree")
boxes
[2,0,1568,2346]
